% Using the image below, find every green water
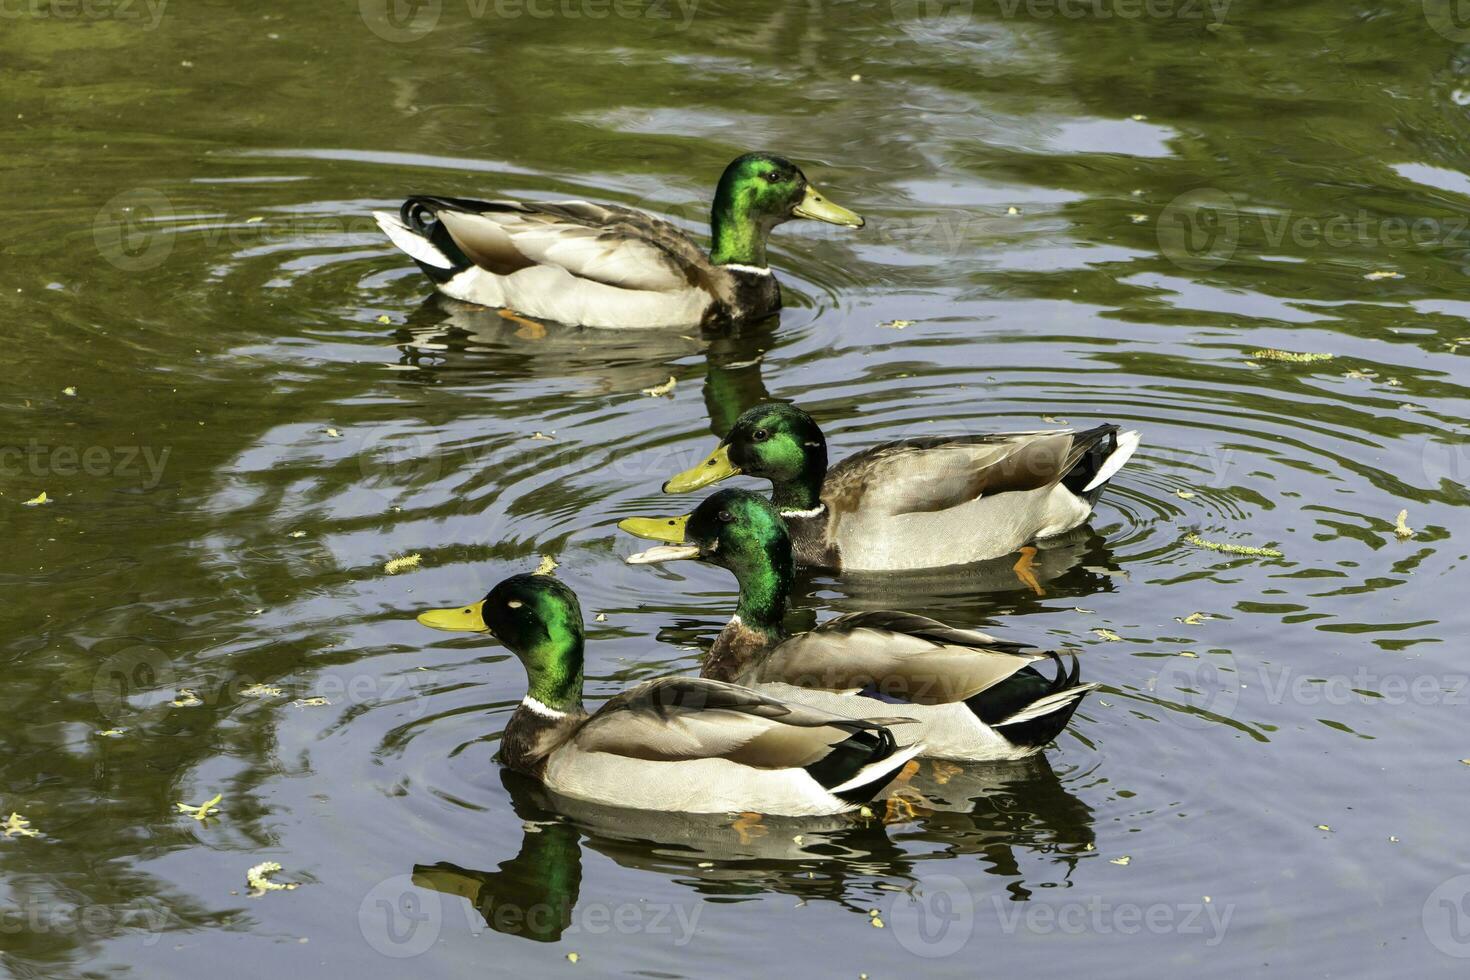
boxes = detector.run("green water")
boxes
[3,0,1469,976]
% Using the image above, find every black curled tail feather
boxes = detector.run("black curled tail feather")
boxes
[805,726,898,804]
[1060,424,1121,507]
[396,196,477,283]
[965,652,1093,751]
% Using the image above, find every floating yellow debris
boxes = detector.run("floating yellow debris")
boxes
[1316,824,1331,831]
[879,319,914,330]
[325,427,342,438]
[594,613,607,623]
[870,916,885,928]
[1042,415,1068,424]
[246,861,299,897]
[1178,651,1199,658]
[22,492,49,506]
[566,953,580,964]
[1175,489,1197,500]
[241,684,283,698]
[384,554,422,575]
[62,386,77,396]
[96,728,127,737]
[246,216,265,224]
[288,531,306,538]
[1185,533,1283,559]
[171,690,203,708]
[1393,510,1415,540]
[176,793,223,822]
[1006,206,1021,215]
[1129,214,1147,224]
[1176,612,1211,625]
[1110,856,1131,866]
[376,314,391,324]
[641,376,677,397]
[1249,349,1334,364]
[529,431,555,441]
[1460,759,1470,766]
[4,813,39,838]
[292,697,330,708]
[533,555,559,576]
[1092,628,1123,642]
[1364,270,1402,281]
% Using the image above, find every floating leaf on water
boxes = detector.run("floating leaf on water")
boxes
[292,697,330,707]
[1006,206,1021,215]
[1460,759,1470,766]
[245,216,265,224]
[1129,214,1147,224]
[1092,628,1123,642]
[62,386,77,396]
[96,728,127,737]
[325,427,341,438]
[241,684,282,698]
[1393,510,1415,539]
[4,813,39,838]
[1179,651,1199,658]
[1363,270,1402,281]
[1316,824,1331,831]
[641,376,677,397]
[1042,415,1068,424]
[288,530,306,538]
[1110,855,1131,865]
[376,314,391,324]
[566,953,580,964]
[1249,349,1334,364]
[246,861,299,897]
[1176,612,1212,625]
[1185,532,1284,559]
[533,555,559,576]
[1175,489,1197,500]
[384,554,422,575]
[22,492,49,506]
[594,613,607,622]
[879,319,914,330]
[529,431,555,441]
[171,689,203,708]
[1130,113,1147,121]
[176,793,223,822]
[870,917,884,928]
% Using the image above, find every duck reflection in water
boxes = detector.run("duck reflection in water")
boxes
[411,752,1094,942]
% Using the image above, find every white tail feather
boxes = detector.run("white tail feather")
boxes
[373,210,454,269]
[829,740,925,796]
[1082,430,1141,493]
[996,683,1100,727]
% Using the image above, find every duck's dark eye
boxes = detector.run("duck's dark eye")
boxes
[717,509,734,523]
[764,171,782,183]
[752,428,770,442]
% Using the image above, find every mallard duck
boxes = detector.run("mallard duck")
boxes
[622,489,1099,761]
[415,572,921,816]
[373,153,863,329]
[641,402,1141,572]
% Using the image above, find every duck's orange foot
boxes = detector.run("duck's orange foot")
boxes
[892,759,921,787]
[1013,545,1044,596]
[498,308,546,340]
[731,811,768,844]
[929,760,963,786]
[883,795,926,824]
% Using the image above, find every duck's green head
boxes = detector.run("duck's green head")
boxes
[661,402,827,511]
[622,488,794,629]
[417,573,585,710]
[710,153,864,267]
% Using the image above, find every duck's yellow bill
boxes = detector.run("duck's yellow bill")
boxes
[626,544,702,565]
[416,600,490,632]
[793,184,864,228]
[663,443,738,493]
[617,514,689,543]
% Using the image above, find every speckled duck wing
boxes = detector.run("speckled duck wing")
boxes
[822,429,1103,518]
[751,611,1048,705]
[570,676,905,768]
